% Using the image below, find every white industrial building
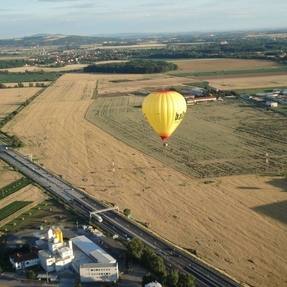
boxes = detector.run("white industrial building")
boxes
[71,235,118,283]
[38,227,74,272]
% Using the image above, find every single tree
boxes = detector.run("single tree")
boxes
[127,238,144,260]
[166,270,179,287]
[123,208,131,217]
[178,273,195,287]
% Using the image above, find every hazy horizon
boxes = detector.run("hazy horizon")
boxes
[1,0,287,38]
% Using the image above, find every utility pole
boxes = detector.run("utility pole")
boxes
[265,152,269,172]
[265,152,269,165]
[112,160,115,188]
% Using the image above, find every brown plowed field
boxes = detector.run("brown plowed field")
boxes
[4,73,287,287]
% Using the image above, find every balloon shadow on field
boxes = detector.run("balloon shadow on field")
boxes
[237,186,261,190]
[267,178,287,192]
[252,200,287,225]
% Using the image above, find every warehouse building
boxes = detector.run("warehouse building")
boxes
[71,235,118,283]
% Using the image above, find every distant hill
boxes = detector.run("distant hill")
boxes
[0,34,126,47]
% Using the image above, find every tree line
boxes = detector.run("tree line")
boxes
[83,60,178,74]
[127,238,195,287]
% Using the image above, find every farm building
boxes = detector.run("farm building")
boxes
[185,96,217,105]
[9,248,39,270]
[181,86,208,97]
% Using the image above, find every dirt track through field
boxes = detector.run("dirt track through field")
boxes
[4,73,287,287]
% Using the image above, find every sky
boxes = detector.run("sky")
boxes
[0,0,287,38]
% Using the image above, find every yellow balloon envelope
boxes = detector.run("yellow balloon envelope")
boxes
[142,90,187,141]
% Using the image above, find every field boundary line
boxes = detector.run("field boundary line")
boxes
[0,79,59,147]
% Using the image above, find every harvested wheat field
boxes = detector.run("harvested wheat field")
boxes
[207,74,287,90]
[0,87,41,117]
[171,58,279,73]
[4,73,287,287]
[0,160,21,189]
[86,95,287,178]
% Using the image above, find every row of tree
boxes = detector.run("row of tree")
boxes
[127,238,195,287]
[84,60,178,74]
[0,82,47,89]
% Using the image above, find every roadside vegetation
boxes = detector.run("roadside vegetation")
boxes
[84,60,177,74]
[0,177,31,200]
[127,238,195,287]
[0,87,47,147]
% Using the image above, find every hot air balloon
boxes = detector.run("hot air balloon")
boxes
[142,90,187,146]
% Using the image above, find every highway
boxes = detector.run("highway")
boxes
[0,147,242,287]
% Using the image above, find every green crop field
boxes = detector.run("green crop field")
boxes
[0,178,31,200]
[0,72,61,83]
[0,132,10,145]
[86,94,287,178]
[0,201,32,221]
[0,199,85,233]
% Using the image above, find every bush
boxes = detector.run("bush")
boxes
[26,269,37,280]
[127,238,144,260]
[178,273,195,287]
[166,270,179,287]
[124,208,131,217]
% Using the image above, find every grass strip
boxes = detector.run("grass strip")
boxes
[0,177,31,200]
[0,201,32,221]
